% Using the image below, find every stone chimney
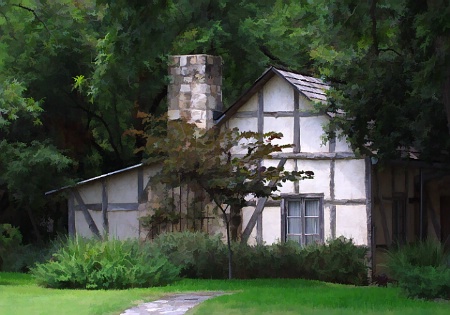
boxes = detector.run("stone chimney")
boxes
[168,55,222,129]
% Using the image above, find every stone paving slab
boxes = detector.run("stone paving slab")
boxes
[121,292,225,315]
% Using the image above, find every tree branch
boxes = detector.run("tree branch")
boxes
[69,95,123,164]
[379,47,402,57]
[12,4,50,34]
[370,0,379,55]
[259,45,290,68]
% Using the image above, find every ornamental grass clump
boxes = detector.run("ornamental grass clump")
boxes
[387,239,450,299]
[31,237,179,289]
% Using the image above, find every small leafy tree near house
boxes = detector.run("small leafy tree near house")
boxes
[132,114,314,279]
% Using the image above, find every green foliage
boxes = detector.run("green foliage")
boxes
[300,237,368,285]
[31,237,179,289]
[151,232,368,285]
[0,224,22,270]
[231,241,305,279]
[387,240,450,299]
[0,80,42,130]
[0,140,73,204]
[0,242,56,273]
[152,231,228,279]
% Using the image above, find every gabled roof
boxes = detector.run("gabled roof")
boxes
[45,163,144,195]
[215,67,330,125]
[275,68,329,102]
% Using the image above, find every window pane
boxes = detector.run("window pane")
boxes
[287,217,301,234]
[288,201,301,216]
[305,200,319,216]
[305,235,319,245]
[287,234,301,244]
[305,217,318,234]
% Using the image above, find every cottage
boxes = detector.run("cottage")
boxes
[47,54,450,275]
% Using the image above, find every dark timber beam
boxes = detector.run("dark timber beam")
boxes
[71,189,102,239]
[272,152,355,159]
[102,179,109,233]
[241,158,287,243]
[74,203,139,211]
[68,193,75,237]
[293,90,300,152]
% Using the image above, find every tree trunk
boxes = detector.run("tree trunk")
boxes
[26,206,42,244]
[222,209,233,279]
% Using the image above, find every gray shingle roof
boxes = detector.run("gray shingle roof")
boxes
[274,68,329,102]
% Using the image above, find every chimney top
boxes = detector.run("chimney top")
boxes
[167,54,222,129]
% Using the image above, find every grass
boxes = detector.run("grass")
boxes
[1,273,449,315]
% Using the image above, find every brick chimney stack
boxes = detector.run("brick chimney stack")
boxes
[168,55,222,129]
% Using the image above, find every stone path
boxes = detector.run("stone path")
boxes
[120,292,225,315]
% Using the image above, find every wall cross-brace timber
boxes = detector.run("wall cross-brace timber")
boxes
[68,194,75,237]
[102,179,109,233]
[71,189,102,239]
[293,90,300,152]
[241,158,287,243]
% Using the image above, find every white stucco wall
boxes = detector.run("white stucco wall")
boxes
[335,204,368,245]
[263,76,294,112]
[237,93,258,112]
[334,159,366,200]
[108,211,140,239]
[264,117,294,152]
[262,207,281,244]
[298,160,331,199]
[107,170,139,203]
[299,116,329,152]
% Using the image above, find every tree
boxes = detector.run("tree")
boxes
[0,79,72,242]
[242,0,450,161]
[134,115,313,279]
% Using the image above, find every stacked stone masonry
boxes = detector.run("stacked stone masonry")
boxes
[168,54,222,129]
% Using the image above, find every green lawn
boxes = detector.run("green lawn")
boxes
[1,272,449,315]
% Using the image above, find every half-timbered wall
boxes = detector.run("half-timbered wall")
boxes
[69,164,160,240]
[223,74,370,246]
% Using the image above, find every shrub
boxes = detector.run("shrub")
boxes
[0,224,23,271]
[151,231,228,279]
[151,232,368,285]
[31,237,179,289]
[387,240,450,299]
[232,241,304,279]
[301,237,369,285]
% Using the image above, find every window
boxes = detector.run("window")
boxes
[282,195,324,246]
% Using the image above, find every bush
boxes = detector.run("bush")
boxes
[0,224,24,271]
[232,241,304,279]
[31,237,179,289]
[151,232,368,285]
[301,237,368,285]
[152,231,228,278]
[387,240,450,299]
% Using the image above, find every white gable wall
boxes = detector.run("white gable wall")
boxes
[225,74,369,246]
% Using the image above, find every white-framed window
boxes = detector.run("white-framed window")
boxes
[282,194,324,246]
